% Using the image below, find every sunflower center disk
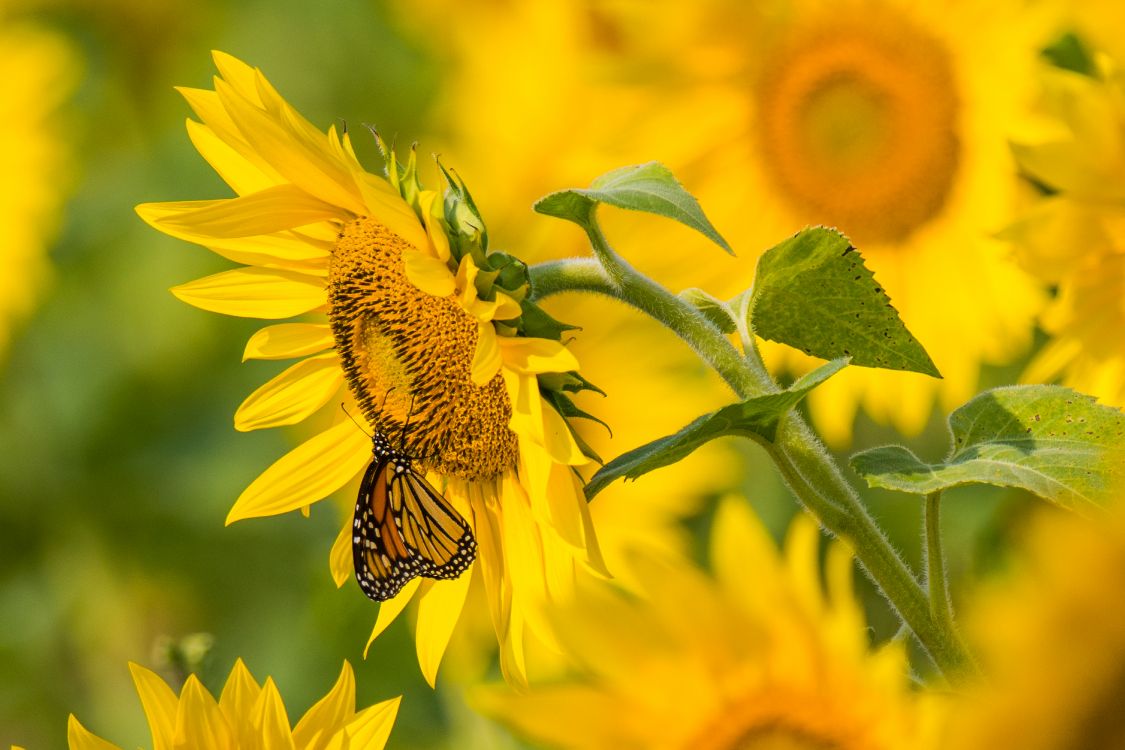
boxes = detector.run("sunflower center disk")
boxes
[328,218,518,480]
[756,11,960,244]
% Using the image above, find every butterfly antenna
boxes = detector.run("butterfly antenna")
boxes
[340,403,372,438]
[399,394,417,452]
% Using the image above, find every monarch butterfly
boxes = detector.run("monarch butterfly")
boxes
[352,430,477,602]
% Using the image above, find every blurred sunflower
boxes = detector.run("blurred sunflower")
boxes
[1005,46,1125,406]
[66,659,399,749]
[949,505,1125,749]
[397,0,1068,446]
[137,52,607,687]
[474,499,943,750]
[0,13,76,356]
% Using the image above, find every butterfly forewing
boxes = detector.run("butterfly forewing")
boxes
[352,437,476,602]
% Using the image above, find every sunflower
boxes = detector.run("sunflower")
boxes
[473,498,943,750]
[1005,46,1125,406]
[0,12,76,356]
[65,659,399,749]
[137,52,606,687]
[949,505,1125,749]
[395,0,1068,446]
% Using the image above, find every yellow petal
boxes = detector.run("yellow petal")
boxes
[171,267,326,319]
[234,353,341,431]
[147,184,350,239]
[351,171,430,252]
[293,662,355,750]
[211,50,265,106]
[217,659,262,747]
[493,291,522,321]
[497,336,580,375]
[468,487,510,641]
[539,398,588,466]
[415,574,472,688]
[243,323,334,361]
[174,676,233,749]
[364,578,422,657]
[227,421,370,523]
[785,513,824,620]
[66,716,123,750]
[710,496,782,611]
[342,697,400,750]
[330,520,353,588]
[185,118,273,196]
[419,190,451,262]
[252,679,296,750]
[128,663,177,750]
[470,322,502,385]
[402,249,455,297]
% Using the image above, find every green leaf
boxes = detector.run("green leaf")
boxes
[586,358,848,499]
[1041,31,1097,77]
[750,227,940,377]
[850,385,1125,514]
[534,162,732,254]
[679,288,737,334]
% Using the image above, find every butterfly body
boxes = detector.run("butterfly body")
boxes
[352,432,476,602]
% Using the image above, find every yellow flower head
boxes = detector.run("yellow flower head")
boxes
[137,52,606,687]
[474,499,943,750]
[66,659,399,750]
[1006,47,1125,407]
[950,505,1125,749]
[0,14,76,356]
[396,0,1069,446]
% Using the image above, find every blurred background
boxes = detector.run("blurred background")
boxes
[0,0,1118,747]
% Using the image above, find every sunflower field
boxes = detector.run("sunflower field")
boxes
[3,1,1125,749]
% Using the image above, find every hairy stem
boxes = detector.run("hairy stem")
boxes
[529,220,978,681]
[925,492,956,632]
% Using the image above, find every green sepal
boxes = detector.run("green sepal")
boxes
[534,162,732,254]
[541,388,607,465]
[585,358,848,499]
[750,227,940,377]
[850,385,1125,515]
[1041,31,1098,77]
[437,158,489,258]
[518,300,581,341]
[371,129,425,222]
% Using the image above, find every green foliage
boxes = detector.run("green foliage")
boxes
[749,227,941,377]
[534,162,732,253]
[586,358,848,499]
[851,385,1125,514]
[1041,31,1097,77]
[679,288,738,333]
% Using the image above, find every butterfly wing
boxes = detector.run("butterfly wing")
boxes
[352,456,476,602]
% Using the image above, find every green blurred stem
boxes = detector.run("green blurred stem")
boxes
[925,492,956,632]
[528,215,978,682]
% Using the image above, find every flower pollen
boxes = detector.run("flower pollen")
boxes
[329,218,518,480]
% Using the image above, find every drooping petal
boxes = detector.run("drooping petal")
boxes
[66,716,124,750]
[470,322,502,385]
[217,659,262,747]
[415,573,472,688]
[243,323,334,361]
[234,353,342,431]
[146,184,350,239]
[127,663,178,750]
[251,679,296,750]
[497,336,580,374]
[171,267,326,319]
[330,520,353,588]
[364,578,422,657]
[342,697,401,750]
[293,662,355,750]
[227,421,370,523]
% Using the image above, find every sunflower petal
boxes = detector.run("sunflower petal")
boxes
[415,574,472,688]
[252,679,296,750]
[498,336,580,374]
[293,662,355,750]
[343,697,401,750]
[149,184,349,239]
[66,716,123,750]
[234,353,342,431]
[174,676,233,748]
[227,421,370,523]
[470,323,502,385]
[364,579,422,656]
[171,267,326,319]
[243,323,334,361]
[128,663,178,750]
[185,119,273,196]
[217,658,262,747]
[402,249,456,297]
[330,520,353,588]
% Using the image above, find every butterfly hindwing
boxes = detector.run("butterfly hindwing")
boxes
[352,438,476,602]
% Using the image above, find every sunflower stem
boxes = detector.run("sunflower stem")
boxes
[925,492,957,634]
[528,216,980,682]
